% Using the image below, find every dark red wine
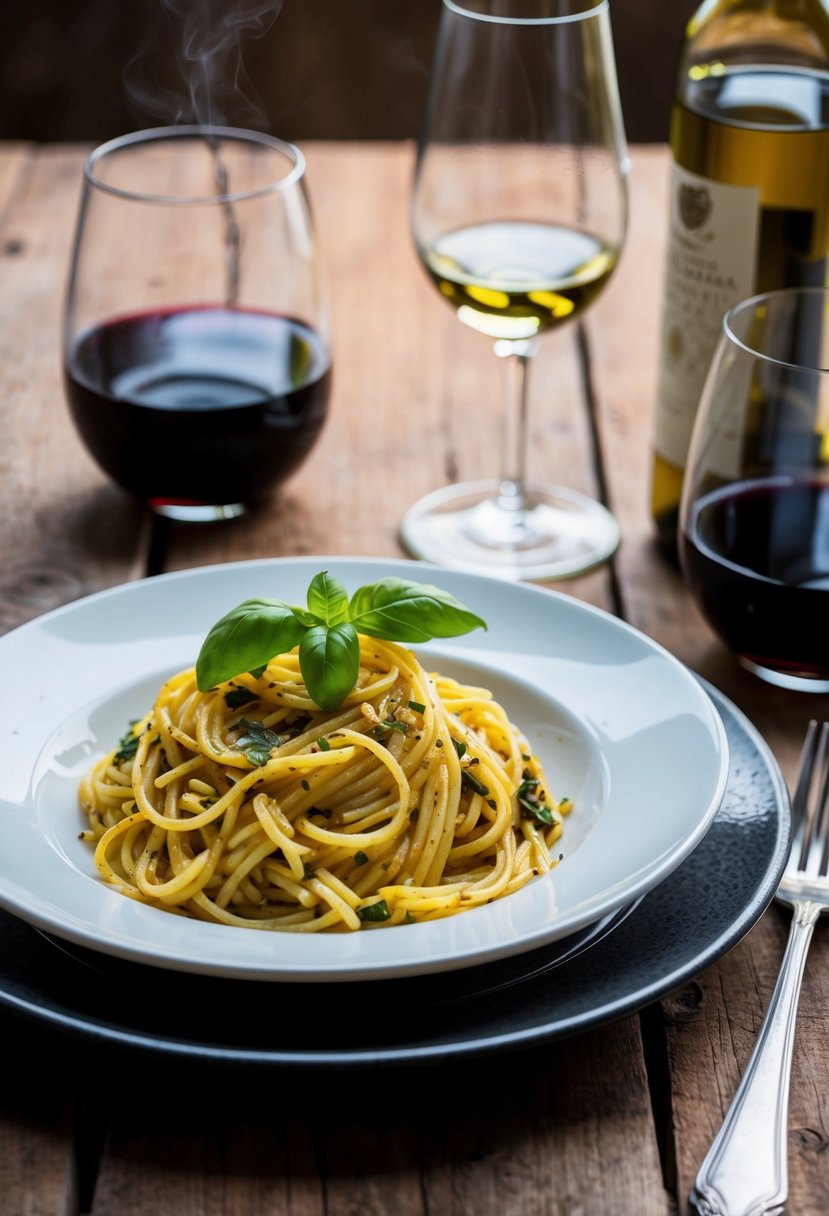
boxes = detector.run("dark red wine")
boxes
[680,477,829,679]
[64,307,331,510]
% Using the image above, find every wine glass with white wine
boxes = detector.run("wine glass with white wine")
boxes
[402,0,629,580]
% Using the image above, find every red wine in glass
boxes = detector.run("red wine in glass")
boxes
[64,306,331,518]
[65,128,330,521]
[680,476,829,681]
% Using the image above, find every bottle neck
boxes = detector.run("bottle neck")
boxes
[682,0,829,77]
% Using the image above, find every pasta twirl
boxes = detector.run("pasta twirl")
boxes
[80,637,571,931]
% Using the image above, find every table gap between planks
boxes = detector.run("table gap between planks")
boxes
[0,140,827,1216]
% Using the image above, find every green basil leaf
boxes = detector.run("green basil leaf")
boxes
[233,718,286,767]
[223,687,259,709]
[114,721,141,765]
[516,776,556,825]
[291,606,322,628]
[348,578,486,642]
[461,769,491,797]
[299,622,360,710]
[359,899,392,922]
[306,571,350,626]
[196,598,306,691]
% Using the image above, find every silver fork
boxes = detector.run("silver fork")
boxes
[691,720,829,1216]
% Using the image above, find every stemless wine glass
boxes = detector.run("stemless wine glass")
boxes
[679,287,829,692]
[64,126,331,521]
[401,0,629,580]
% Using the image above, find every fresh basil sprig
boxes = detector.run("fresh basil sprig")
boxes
[196,571,486,711]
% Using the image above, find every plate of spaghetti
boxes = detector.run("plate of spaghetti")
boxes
[0,557,728,981]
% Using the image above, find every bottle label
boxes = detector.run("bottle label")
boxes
[654,162,759,469]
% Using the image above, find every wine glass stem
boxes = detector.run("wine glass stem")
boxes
[494,337,537,514]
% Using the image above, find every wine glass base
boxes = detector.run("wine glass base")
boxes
[399,479,620,582]
[738,657,829,694]
[150,500,246,522]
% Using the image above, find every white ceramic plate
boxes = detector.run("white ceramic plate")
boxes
[1,556,728,982]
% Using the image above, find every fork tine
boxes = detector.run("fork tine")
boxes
[803,723,829,878]
[792,720,818,818]
[816,725,829,875]
[791,720,818,864]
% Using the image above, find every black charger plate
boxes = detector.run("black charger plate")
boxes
[0,682,789,1068]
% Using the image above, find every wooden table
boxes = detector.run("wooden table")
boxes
[1,140,827,1216]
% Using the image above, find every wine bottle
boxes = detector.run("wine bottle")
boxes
[650,0,829,556]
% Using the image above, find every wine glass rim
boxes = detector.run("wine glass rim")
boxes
[442,0,608,24]
[83,125,306,205]
[723,286,829,373]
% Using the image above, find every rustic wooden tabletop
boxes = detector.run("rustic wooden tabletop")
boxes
[0,140,827,1215]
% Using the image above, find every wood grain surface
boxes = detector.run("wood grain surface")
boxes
[1,140,828,1215]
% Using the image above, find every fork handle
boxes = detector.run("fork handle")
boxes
[690,900,821,1216]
